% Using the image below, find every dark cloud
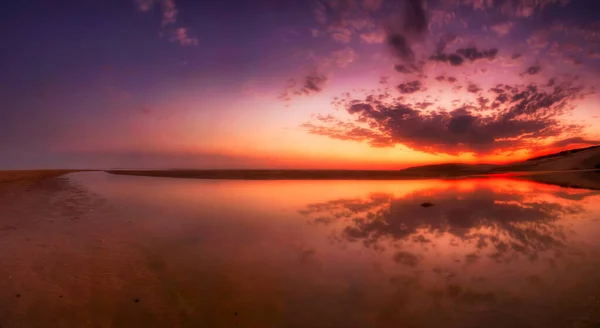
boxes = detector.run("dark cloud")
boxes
[397,80,423,94]
[436,33,457,53]
[280,71,329,100]
[302,77,587,154]
[435,75,458,83]
[415,101,434,109]
[457,47,498,61]
[402,0,428,33]
[385,0,428,62]
[430,47,498,66]
[511,53,522,59]
[393,251,420,267]
[387,34,415,62]
[467,83,481,93]
[393,61,424,74]
[524,65,542,75]
[547,137,600,149]
[303,73,328,93]
[430,53,465,66]
[447,0,572,17]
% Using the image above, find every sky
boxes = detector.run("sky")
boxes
[1,0,600,169]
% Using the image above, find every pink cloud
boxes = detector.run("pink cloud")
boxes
[329,26,352,43]
[359,29,385,44]
[323,47,358,68]
[527,30,550,50]
[135,0,154,11]
[361,0,382,11]
[490,22,513,37]
[429,10,456,29]
[135,0,178,25]
[587,49,600,60]
[161,0,178,26]
[343,17,375,31]
[313,2,327,24]
[170,28,198,47]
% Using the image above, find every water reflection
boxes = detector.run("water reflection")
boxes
[4,173,600,327]
[300,182,593,260]
[297,181,600,327]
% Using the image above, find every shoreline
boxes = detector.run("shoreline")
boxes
[2,169,599,191]
[106,169,600,190]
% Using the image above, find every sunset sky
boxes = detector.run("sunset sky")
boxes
[2,0,600,169]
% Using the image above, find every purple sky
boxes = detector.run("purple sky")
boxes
[1,0,600,169]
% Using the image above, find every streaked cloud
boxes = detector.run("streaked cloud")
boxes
[329,26,352,43]
[359,29,385,44]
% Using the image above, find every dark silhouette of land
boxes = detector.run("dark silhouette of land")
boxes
[102,145,600,189]
[1,145,599,189]
[0,170,86,184]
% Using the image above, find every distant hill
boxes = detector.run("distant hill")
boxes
[526,145,600,162]
[401,163,498,176]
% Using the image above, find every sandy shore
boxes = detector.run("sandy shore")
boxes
[0,170,85,184]
[3,168,599,191]
[2,170,600,327]
[0,171,139,327]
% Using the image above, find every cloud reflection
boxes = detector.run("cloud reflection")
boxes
[299,182,586,262]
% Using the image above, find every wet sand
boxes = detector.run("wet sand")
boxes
[2,171,600,327]
[0,170,84,183]
[0,172,156,327]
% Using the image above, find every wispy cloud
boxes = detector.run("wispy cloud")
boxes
[323,47,357,68]
[135,0,196,47]
[359,29,385,44]
[328,26,352,43]
[136,0,177,25]
[135,0,154,11]
[279,71,329,101]
[161,0,177,26]
[170,27,198,47]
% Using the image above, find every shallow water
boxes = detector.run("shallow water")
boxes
[2,172,600,327]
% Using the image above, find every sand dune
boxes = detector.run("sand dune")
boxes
[497,145,600,172]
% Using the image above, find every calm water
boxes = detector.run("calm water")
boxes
[2,172,600,327]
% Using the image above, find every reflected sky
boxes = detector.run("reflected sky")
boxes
[299,180,592,263]
[4,173,600,327]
